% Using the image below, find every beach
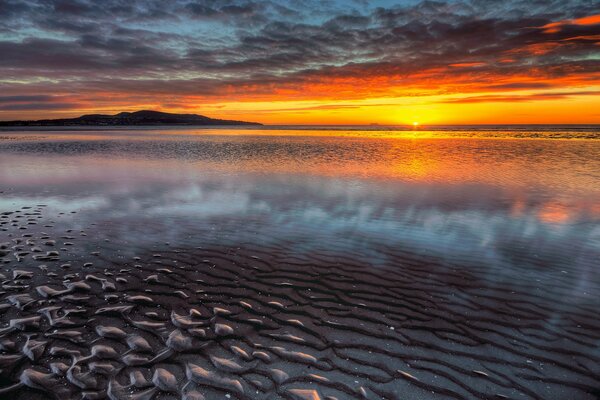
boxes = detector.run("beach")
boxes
[0,127,599,399]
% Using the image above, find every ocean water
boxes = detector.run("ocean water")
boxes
[0,127,599,399]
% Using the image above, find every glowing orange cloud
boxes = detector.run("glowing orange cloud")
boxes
[449,62,486,68]
[542,14,600,33]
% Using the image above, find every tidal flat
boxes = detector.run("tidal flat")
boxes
[0,128,599,400]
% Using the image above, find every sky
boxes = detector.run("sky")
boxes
[0,0,599,125]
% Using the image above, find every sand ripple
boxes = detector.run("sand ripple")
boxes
[0,205,599,399]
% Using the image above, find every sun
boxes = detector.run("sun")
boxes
[412,121,419,127]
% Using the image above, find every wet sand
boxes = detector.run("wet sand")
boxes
[0,130,599,399]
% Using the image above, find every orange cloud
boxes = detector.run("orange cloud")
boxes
[449,62,486,68]
[560,34,600,44]
[506,42,565,56]
[541,13,600,33]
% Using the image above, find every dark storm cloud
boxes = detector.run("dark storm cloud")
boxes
[185,1,263,18]
[0,95,54,103]
[0,0,598,104]
[0,93,77,111]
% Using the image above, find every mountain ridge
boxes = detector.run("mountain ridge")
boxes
[0,110,261,126]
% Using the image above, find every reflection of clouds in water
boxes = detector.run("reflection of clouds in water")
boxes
[4,176,596,279]
[1,134,598,305]
[2,134,600,198]
[0,196,109,212]
[152,184,270,216]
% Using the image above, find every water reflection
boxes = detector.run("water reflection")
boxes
[1,133,599,273]
[0,130,599,399]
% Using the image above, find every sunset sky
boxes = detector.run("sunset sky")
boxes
[1,0,599,125]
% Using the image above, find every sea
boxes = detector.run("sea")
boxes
[0,125,598,399]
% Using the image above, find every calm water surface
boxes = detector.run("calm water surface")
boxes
[0,128,598,399]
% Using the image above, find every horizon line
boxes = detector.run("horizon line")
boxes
[2,122,600,127]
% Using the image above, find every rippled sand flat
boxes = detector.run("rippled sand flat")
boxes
[0,129,599,399]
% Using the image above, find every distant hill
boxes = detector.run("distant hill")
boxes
[0,110,262,126]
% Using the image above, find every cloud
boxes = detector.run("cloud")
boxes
[0,0,598,116]
[0,93,79,112]
[0,95,55,103]
[0,102,79,111]
[541,13,600,33]
[439,90,600,104]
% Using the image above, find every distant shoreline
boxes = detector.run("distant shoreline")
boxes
[0,110,261,127]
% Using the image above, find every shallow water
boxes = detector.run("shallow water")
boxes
[0,128,599,399]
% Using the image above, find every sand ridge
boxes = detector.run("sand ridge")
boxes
[0,203,599,399]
